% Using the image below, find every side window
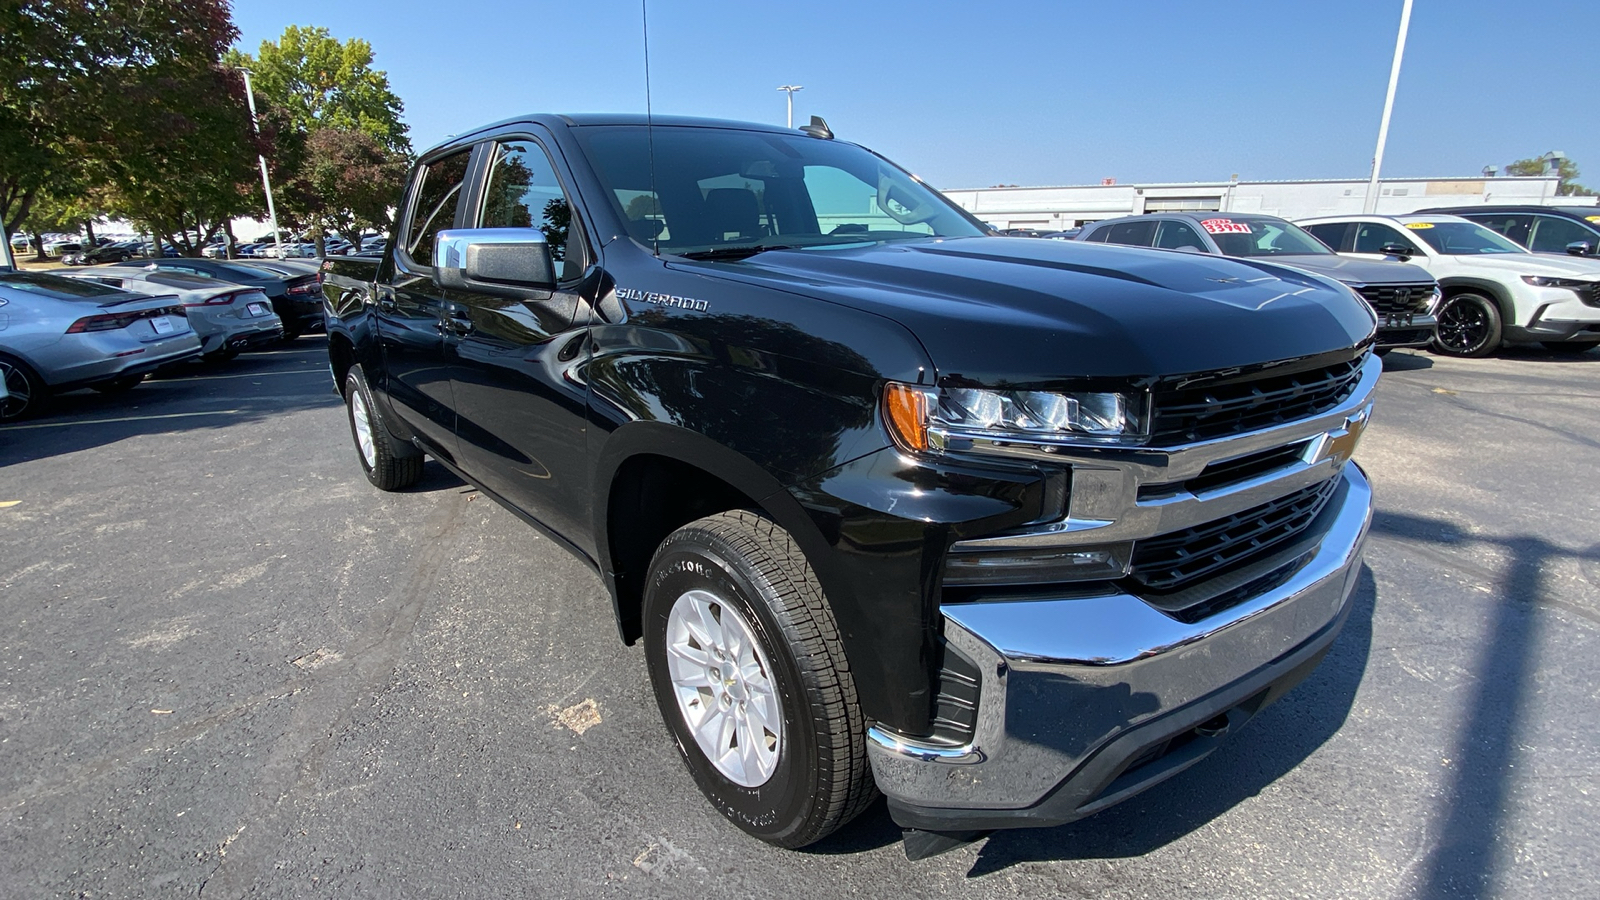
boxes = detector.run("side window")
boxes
[480,140,586,280]
[405,150,471,265]
[1353,223,1417,254]
[1467,214,1531,246]
[1528,216,1594,253]
[1155,220,1206,251]
[1083,226,1111,243]
[1102,220,1157,247]
[1303,222,1351,251]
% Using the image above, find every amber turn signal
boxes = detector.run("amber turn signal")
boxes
[882,382,931,452]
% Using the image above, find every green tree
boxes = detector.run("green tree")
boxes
[227,26,413,252]
[0,0,241,242]
[1506,155,1593,196]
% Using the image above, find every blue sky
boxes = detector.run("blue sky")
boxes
[231,0,1599,191]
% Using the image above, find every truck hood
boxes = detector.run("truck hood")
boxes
[699,237,1374,386]
[1255,254,1434,286]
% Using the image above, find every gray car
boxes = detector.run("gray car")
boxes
[56,268,283,360]
[0,271,201,420]
[1078,212,1441,351]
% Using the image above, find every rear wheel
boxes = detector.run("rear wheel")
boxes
[0,354,47,420]
[1431,292,1502,358]
[344,363,423,490]
[91,374,144,394]
[643,510,876,848]
[1540,339,1600,354]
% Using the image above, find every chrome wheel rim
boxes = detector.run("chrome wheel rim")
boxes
[1437,298,1488,353]
[0,362,31,420]
[665,589,782,787]
[349,389,377,468]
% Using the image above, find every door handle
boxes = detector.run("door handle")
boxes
[443,312,474,335]
[373,288,398,312]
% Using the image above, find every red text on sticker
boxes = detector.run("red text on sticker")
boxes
[1200,218,1253,235]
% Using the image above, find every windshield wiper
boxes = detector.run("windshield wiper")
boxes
[678,244,803,261]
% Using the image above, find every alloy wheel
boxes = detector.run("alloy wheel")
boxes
[664,589,783,787]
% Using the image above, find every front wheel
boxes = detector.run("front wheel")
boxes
[1431,292,1503,358]
[0,354,47,420]
[643,511,876,848]
[344,364,423,490]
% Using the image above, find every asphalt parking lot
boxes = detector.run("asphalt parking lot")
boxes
[1,339,1597,899]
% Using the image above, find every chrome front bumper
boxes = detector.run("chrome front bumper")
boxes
[868,463,1373,831]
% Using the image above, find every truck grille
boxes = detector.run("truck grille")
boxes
[1150,354,1366,445]
[1355,281,1434,316]
[1127,477,1340,591]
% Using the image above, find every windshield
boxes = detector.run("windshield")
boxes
[573,125,985,258]
[1405,221,1526,255]
[1202,218,1334,257]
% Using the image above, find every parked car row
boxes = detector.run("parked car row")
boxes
[1048,209,1600,358]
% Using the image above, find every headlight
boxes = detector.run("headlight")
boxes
[883,382,1147,453]
[1522,275,1593,289]
[1424,286,1442,313]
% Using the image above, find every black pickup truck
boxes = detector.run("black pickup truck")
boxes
[321,114,1378,858]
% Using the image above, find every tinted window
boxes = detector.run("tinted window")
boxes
[1155,220,1206,251]
[1528,216,1597,253]
[1083,226,1111,243]
[1466,214,1531,245]
[1302,223,1351,252]
[1405,221,1524,255]
[1353,223,1419,255]
[0,271,128,299]
[480,140,583,279]
[405,150,471,264]
[1102,221,1157,247]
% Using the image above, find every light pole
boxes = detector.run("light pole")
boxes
[1362,0,1413,214]
[237,68,283,261]
[777,85,803,129]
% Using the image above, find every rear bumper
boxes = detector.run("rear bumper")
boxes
[868,463,1372,832]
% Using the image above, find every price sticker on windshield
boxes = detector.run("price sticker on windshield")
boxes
[1200,218,1253,235]
[1587,216,1600,223]
[1404,222,1435,229]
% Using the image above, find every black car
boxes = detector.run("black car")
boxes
[1078,212,1439,351]
[1414,205,1600,258]
[109,258,324,338]
[72,239,146,266]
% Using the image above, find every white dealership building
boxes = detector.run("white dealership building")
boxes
[942,174,1593,232]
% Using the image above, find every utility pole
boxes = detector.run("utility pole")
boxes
[777,85,803,129]
[1363,0,1413,214]
[238,68,284,261]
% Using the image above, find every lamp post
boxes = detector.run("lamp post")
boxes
[1362,0,1413,214]
[777,85,803,129]
[237,68,283,261]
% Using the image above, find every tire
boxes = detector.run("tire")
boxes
[1430,291,1503,358]
[344,364,423,490]
[1540,340,1600,354]
[643,510,876,848]
[91,374,144,394]
[0,354,48,421]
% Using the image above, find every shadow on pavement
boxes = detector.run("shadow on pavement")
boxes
[1381,350,1434,371]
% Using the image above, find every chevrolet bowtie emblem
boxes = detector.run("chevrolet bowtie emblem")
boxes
[1318,405,1372,466]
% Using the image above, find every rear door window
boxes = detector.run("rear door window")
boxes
[1101,220,1157,247]
[1465,214,1531,246]
[405,150,472,266]
[1303,222,1352,251]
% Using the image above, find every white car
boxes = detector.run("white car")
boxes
[1298,214,1600,357]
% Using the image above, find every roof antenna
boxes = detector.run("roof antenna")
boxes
[641,0,660,257]
[800,115,833,140]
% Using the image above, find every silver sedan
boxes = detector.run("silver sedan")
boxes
[56,267,283,360]
[0,271,202,420]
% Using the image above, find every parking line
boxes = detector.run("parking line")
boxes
[158,370,327,382]
[0,409,245,431]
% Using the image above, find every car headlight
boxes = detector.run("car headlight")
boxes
[883,383,1147,453]
[1522,275,1593,289]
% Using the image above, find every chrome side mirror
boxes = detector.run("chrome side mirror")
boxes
[434,228,556,292]
[1566,240,1594,257]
